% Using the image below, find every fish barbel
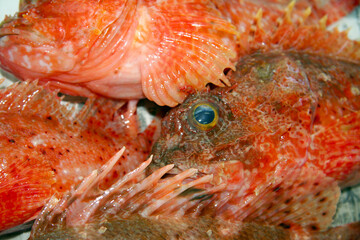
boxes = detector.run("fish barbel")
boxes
[28,10,360,240]
[0,81,158,231]
[0,0,358,106]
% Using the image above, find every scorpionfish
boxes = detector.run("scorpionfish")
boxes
[0,81,158,232]
[28,8,360,240]
[0,0,358,106]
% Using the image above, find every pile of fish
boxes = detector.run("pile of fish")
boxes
[1,0,360,239]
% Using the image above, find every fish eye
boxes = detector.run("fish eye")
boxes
[189,102,219,131]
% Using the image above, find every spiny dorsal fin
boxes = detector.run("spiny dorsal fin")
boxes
[242,3,360,63]
[30,150,341,237]
[30,149,224,235]
[0,81,70,117]
[215,0,358,32]
[215,0,360,63]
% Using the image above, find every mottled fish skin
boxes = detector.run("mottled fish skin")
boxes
[151,52,360,186]
[0,0,357,106]
[31,215,292,240]
[0,81,158,231]
[29,218,360,240]
[148,30,360,239]
[8,2,360,239]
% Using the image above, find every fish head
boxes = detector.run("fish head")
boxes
[0,1,137,83]
[0,1,81,77]
[151,91,242,178]
[150,53,317,185]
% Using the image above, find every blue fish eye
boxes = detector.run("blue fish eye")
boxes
[191,102,218,131]
[194,105,215,124]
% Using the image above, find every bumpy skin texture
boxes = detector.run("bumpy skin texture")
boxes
[28,147,293,240]
[30,219,360,240]
[151,52,360,183]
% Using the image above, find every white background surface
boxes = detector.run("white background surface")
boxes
[0,0,19,21]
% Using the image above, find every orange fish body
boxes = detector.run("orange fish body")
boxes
[0,81,157,231]
[0,0,357,106]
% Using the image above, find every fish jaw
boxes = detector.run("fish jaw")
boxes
[147,51,358,235]
[0,1,96,77]
[151,48,360,186]
[0,34,78,78]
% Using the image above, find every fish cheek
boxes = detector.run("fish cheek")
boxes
[150,130,214,171]
[150,137,186,168]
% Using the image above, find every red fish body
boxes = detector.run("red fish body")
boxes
[0,0,357,106]
[147,18,360,238]
[0,81,157,231]
[1,1,360,238]
[0,0,237,106]
[27,14,360,239]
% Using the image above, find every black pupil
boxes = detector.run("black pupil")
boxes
[194,105,215,125]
